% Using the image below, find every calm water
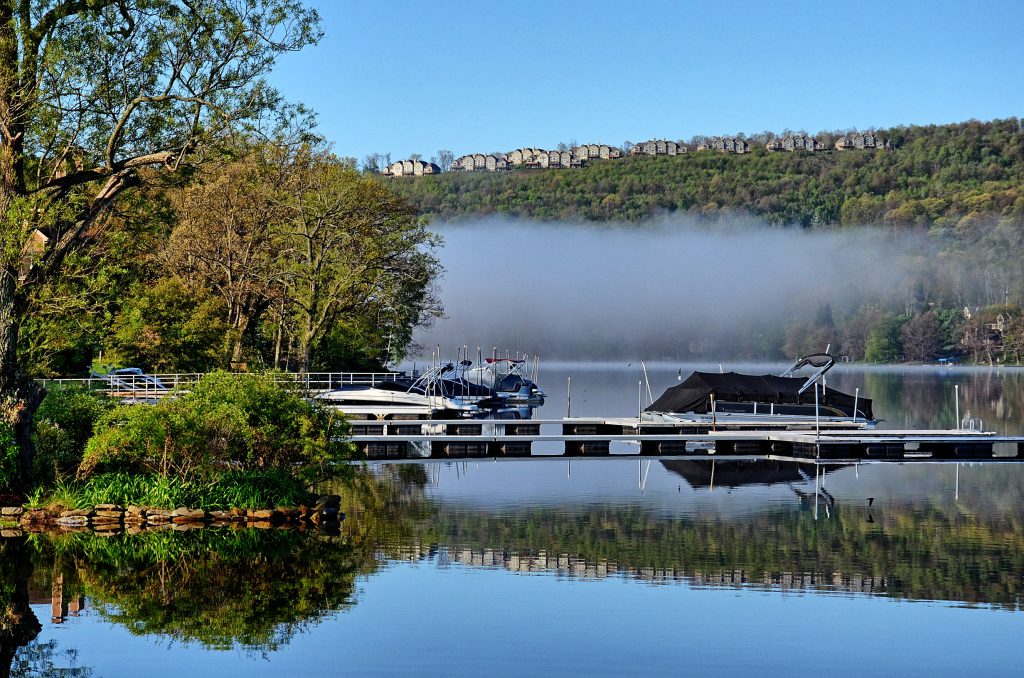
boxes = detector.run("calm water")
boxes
[4,364,1024,677]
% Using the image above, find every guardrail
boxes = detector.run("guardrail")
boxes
[39,371,406,396]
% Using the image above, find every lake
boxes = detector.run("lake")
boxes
[4,363,1024,676]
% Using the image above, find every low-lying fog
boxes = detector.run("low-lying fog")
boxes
[413,216,934,361]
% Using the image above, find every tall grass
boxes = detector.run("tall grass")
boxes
[34,471,313,510]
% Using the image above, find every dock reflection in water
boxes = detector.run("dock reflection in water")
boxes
[5,451,1024,674]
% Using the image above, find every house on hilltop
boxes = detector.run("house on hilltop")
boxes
[835,131,892,150]
[574,144,622,162]
[767,134,821,152]
[450,153,508,172]
[629,139,684,156]
[382,159,441,177]
[710,137,749,154]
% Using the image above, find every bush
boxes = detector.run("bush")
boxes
[32,385,114,486]
[80,372,352,484]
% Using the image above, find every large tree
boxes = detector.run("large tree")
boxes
[167,151,287,366]
[279,148,441,369]
[0,0,320,491]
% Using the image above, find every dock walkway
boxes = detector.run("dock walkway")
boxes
[347,417,1024,462]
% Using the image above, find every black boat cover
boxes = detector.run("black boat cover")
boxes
[646,371,873,420]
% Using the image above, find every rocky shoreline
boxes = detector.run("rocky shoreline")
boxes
[0,494,343,537]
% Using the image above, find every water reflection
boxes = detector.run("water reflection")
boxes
[3,458,1024,674]
[364,461,1024,611]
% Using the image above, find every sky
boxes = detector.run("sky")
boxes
[269,0,1024,163]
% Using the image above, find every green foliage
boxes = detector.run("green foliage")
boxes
[31,385,115,487]
[865,315,907,362]
[0,422,17,491]
[104,278,232,373]
[80,372,352,484]
[42,471,312,511]
[309,323,388,372]
[21,528,361,652]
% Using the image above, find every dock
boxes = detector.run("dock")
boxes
[348,417,1024,462]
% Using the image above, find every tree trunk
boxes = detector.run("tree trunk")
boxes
[0,271,44,492]
[0,537,42,678]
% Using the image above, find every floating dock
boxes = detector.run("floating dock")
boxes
[348,417,1024,462]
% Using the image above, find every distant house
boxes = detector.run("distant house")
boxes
[574,144,622,162]
[835,131,890,151]
[629,139,684,156]
[508,147,547,167]
[19,228,50,282]
[450,153,507,172]
[710,137,749,154]
[382,159,441,177]
[534,149,572,169]
[767,134,821,152]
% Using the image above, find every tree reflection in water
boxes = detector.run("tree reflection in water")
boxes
[4,459,1024,673]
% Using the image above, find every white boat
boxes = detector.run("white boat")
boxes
[314,367,477,418]
[461,358,546,406]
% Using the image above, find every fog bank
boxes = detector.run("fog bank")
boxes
[414,216,930,360]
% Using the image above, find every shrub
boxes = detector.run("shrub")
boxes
[32,385,114,486]
[80,371,352,484]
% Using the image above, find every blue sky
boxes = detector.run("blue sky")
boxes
[270,0,1024,162]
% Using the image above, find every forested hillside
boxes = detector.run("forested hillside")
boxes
[389,118,1024,228]
[390,118,1024,364]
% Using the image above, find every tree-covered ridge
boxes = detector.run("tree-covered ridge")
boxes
[387,118,1024,227]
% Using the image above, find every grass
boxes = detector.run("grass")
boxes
[27,471,315,511]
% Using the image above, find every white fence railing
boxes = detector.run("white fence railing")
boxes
[39,371,406,397]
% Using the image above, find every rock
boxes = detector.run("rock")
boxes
[1,528,24,538]
[171,509,207,524]
[94,510,124,519]
[250,520,273,530]
[123,516,145,527]
[20,509,50,525]
[60,509,94,518]
[59,525,91,534]
[92,524,122,536]
[229,507,246,518]
[146,514,171,524]
[94,504,124,512]
[56,516,89,527]
[208,510,232,521]
[171,523,203,532]
[91,516,122,526]
[125,506,146,517]
[277,507,301,521]
[126,526,145,536]
[1,506,24,517]
[248,509,274,520]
